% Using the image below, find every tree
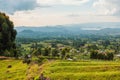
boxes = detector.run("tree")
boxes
[61,49,66,59]
[42,47,51,56]
[51,48,59,57]
[90,50,114,60]
[90,50,98,59]
[0,12,17,57]
[60,47,70,59]
[106,50,114,60]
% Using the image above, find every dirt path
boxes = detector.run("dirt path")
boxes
[26,60,55,80]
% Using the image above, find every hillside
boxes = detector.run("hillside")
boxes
[15,22,120,39]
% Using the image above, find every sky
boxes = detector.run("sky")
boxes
[0,0,120,26]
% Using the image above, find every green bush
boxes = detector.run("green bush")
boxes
[37,56,48,64]
[90,50,114,60]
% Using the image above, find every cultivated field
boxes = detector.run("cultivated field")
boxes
[1,60,120,80]
[42,60,120,80]
[0,59,28,80]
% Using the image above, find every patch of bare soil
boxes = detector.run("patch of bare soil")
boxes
[0,56,10,60]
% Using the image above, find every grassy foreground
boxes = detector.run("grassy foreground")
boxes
[0,59,41,80]
[42,60,120,80]
[0,59,28,80]
[1,59,120,80]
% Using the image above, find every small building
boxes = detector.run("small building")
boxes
[116,54,120,58]
[67,58,73,61]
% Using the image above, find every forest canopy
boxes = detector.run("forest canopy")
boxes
[0,12,17,57]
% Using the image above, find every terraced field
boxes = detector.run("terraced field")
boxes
[0,59,40,80]
[1,60,120,80]
[0,59,28,80]
[43,60,120,80]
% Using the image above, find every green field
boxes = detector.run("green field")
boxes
[0,59,28,80]
[1,60,120,80]
[42,60,120,80]
[0,59,41,80]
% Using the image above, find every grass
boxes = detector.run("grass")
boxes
[0,59,28,80]
[42,60,120,80]
[1,59,120,80]
[0,59,45,80]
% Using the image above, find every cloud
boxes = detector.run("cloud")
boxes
[93,0,120,16]
[67,14,80,17]
[39,5,52,8]
[0,0,89,14]
[37,0,89,6]
[0,0,38,14]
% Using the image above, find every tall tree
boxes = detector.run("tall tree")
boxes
[0,12,17,57]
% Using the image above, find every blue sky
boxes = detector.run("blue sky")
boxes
[0,0,120,26]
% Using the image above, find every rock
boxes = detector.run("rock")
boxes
[7,65,12,68]
[6,70,10,73]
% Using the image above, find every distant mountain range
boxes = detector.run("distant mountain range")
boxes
[15,22,120,39]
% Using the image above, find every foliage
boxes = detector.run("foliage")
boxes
[0,12,17,57]
[90,50,114,60]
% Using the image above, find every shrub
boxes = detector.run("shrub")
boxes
[90,50,114,60]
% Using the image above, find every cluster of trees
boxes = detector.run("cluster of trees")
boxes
[35,48,70,59]
[17,32,120,61]
[90,50,114,60]
[17,35,120,60]
[27,42,74,59]
[0,12,17,57]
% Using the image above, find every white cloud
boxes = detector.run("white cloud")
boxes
[0,0,38,14]
[93,0,120,16]
[37,0,89,6]
[0,0,89,14]
[10,10,120,26]
[2,0,120,26]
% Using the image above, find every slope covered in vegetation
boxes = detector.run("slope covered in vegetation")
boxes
[42,60,120,80]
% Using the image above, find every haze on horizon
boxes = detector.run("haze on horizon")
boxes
[0,0,120,27]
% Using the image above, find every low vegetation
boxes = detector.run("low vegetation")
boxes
[0,59,28,80]
[1,59,120,80]
[42,60,120,80]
